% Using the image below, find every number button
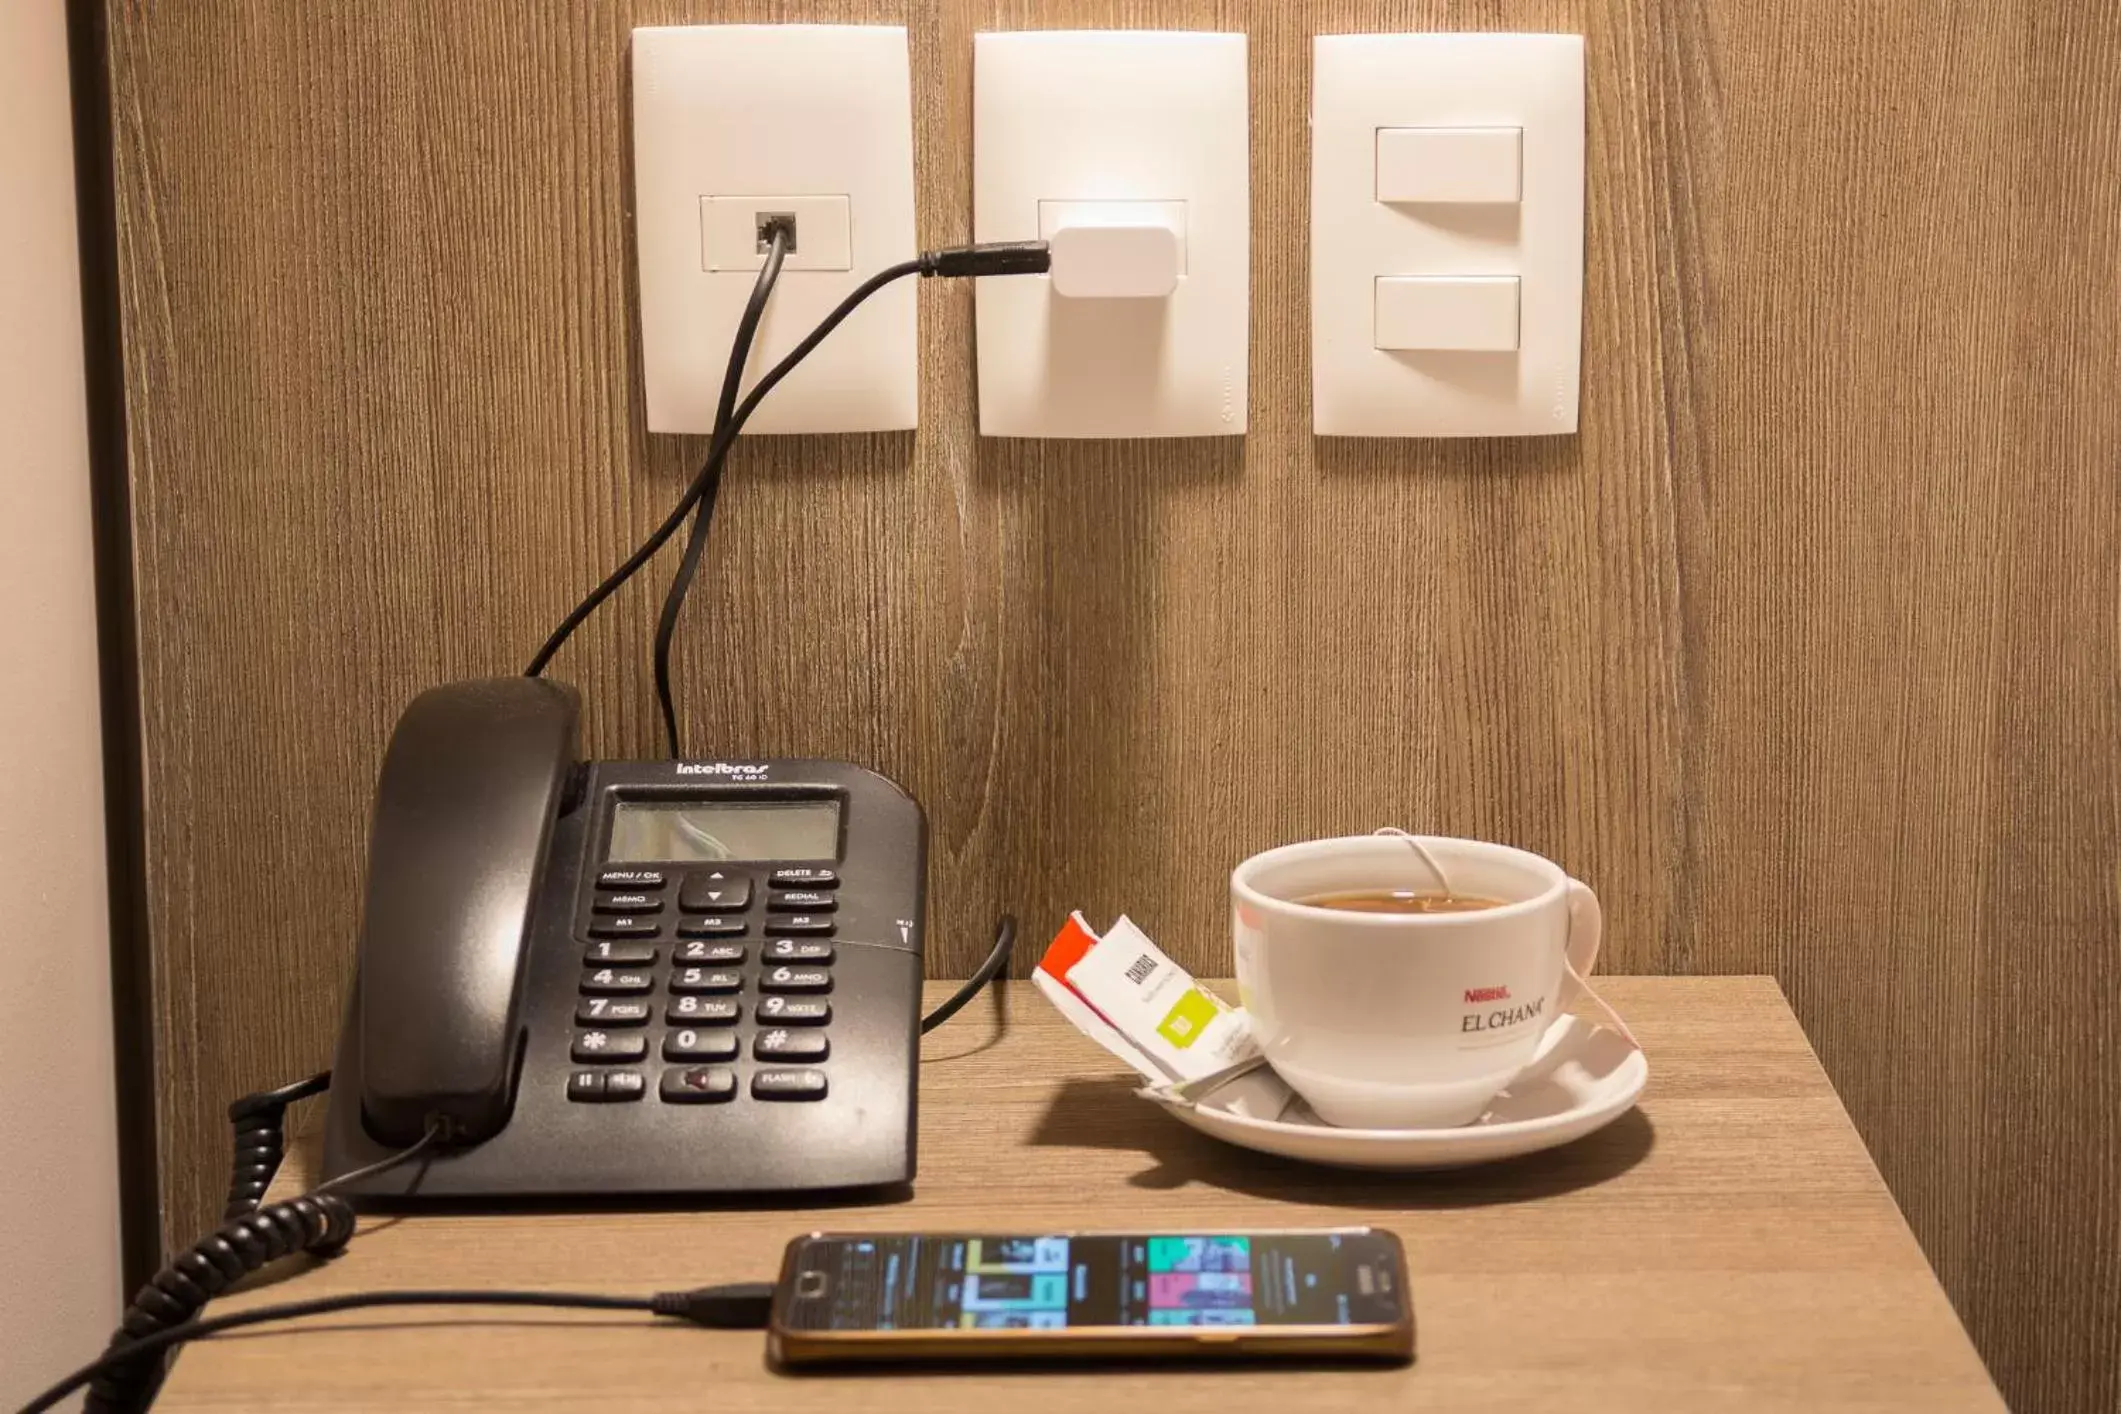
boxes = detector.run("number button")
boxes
[675,940,745,965]
[576,997,650,1026]
[756,995,830,1026]
[663,1029,739,1062]
[580,968,653,995]
[669,968,743,995]
[572,1030,647,1063]
[660,1067,737,1104]
[762,939,834,964]
[667,996,740,1025]
[754,1028,830,1062]
[760,965,832,994]
[583,940,657,966]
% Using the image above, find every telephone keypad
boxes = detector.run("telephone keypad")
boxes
[762,939,834,964]
[576,858,856,1109]
[573,1030,647,1063]
[760,965,832,994]
[584,940,657,966]
[669,967,744,995]
[756,995,830,1026]
[754,1029,830,1062]
[674,940,745,965]
[580,968,654,995]
[752,1069,829,1101]
[661,1066,737,1103]
[664,1028,740,1062]
[668,996,741,1025]
[577,997,651,1026]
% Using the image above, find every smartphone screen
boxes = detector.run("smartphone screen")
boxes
[779,1230,1405,1333]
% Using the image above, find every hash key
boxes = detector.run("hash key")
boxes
[754,1028,829,1062]
[760,965,831,994]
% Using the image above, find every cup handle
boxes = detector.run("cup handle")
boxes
[1562,878,1603,997]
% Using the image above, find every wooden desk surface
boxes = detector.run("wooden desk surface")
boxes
[159,978,2002,1412]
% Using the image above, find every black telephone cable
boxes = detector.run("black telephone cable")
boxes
[653,223,790,757]
[523,240,1049,681]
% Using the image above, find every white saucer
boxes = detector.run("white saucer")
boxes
[1145,1016,1647,1170]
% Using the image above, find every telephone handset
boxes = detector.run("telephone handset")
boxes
[322,678,928,1199]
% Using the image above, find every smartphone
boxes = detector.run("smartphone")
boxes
[768,1227,1412,1367]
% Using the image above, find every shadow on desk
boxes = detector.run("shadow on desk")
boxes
[1028,1078,1654,1207]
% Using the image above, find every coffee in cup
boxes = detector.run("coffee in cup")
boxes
[1232,835,1601,1129]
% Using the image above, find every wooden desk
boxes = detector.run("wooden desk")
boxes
[159,978,2002,1411]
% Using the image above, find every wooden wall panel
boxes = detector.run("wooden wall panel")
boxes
[106,2,2118,1408]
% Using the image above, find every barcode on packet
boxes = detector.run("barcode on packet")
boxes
[1123,953,1157,985]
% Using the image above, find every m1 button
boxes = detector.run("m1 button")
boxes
[587,919,660,940]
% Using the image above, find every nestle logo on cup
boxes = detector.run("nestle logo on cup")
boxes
[1463,986,1511,1004]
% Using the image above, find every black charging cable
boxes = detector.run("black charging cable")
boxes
[523,240,1050,682]
[653,222,792,757]
[19,1282,776,1414]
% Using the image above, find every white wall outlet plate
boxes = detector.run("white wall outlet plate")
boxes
[1311,34,1585,438]
[633,25,917,435]
[973,31,1249,439]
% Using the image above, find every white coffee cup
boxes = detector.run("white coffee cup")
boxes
[1231,835,1601,1130]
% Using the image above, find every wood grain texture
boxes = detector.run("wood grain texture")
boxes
[154,979,2004,1412]
[103,2,2120,1409]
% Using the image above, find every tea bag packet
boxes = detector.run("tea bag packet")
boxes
[1033,912,1261,1083]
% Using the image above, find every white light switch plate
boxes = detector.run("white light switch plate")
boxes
[974,31,1249,438]
[633,26,917,434]
[1312,34,1585,437]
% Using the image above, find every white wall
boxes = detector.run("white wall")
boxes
[0,0,124,1406]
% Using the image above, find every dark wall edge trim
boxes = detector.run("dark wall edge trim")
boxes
[68,0,162,1290]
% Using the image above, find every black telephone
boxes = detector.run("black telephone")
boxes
[319,677,927,1199]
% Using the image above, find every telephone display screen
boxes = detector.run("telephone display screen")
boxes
[606,800,839,862]
[783,1233,1403,1331]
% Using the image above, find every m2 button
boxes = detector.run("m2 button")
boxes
[660,1067,737,1104]
[761,966,831,994]
[752,1069,828,1101]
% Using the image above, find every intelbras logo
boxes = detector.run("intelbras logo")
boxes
[676,761,769,779]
